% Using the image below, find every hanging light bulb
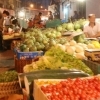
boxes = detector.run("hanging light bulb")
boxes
[40,6,43,8]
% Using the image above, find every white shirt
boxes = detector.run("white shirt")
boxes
[3,16,11,26]
[83,22,100,37]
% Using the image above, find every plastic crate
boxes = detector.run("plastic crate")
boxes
[83,60,100,75]
[14,57,33,73]
[16,50,43,59]
[46,19,62,28]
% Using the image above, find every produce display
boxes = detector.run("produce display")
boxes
[23,46,93,75]
[64,40,100,60]
[19,28,67,52]
[0,71,18,82]
[39,76,100,100]
[17,18,89,52]
[57,18,88,32]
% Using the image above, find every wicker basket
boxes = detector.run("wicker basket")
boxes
[83,60,100,75]
[14,57,34,73]
[0,81,21,98]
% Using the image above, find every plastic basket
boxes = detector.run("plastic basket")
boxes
[46,19,62,28]
[83,60,100,75]
[14,57,34,73]
[16,50,43,59]
[0,81,21,98]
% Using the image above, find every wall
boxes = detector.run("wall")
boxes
[60,0,77,21]
[86,0,100,18]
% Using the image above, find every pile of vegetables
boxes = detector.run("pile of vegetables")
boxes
[41,76,100,100]
[0,71,18,83]
[57,18,88,33]
[23,46,93,75]
[18,28,67,52]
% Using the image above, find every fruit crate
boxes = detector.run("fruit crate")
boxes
[34,76,100,100]
[46,19,62,28]
[16,50,43,59]
[83,60,100,75]
[34,79,62,100]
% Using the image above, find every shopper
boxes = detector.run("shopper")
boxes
[12,18,20,33]
[0,12,4,51]
[33,12,44,28]
[2,10,13,50]
[47,11,54,20]
[28,19,33,28]
[73,11,79,20]
[84,14,100,38]
[3,10,11,26]
[33,12,42,25]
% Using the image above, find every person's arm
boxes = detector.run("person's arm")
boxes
[91,23,100,38]
[84,32,89,38]
[0,25,3,30]
[0,18,3,31]
[83,25,89,38]
[91,32,100,38]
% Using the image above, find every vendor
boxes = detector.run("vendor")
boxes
[84,14,100,38]
[0,12,4,51]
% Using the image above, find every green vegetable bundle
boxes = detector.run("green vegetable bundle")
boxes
[0,71,18,83]
[24,46,93,75]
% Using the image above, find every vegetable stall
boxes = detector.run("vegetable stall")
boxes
[1,18,100,100]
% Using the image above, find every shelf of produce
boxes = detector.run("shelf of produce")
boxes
[34,75,100,100]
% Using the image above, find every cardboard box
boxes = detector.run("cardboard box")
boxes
[33,76,100,100]
[33,79,63,100]
[34,80,49,100]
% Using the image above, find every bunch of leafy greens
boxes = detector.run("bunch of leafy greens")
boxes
[24,46,93,75]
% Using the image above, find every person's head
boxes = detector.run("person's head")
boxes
[10,16,14,20]
[38,12,42,16]
[3,10,10,17]
[48,11,52,15]
[88,14,95,23]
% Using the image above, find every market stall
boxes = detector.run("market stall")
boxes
[1,17,100,100]
[3,33,21,50]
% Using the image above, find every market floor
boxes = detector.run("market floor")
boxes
[0,50,24,100]
[0,50,15,72]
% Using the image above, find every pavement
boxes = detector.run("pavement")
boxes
[0,50,15,72]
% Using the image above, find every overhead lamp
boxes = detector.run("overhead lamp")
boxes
[40,6,43,8]
[30,4,34,8]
